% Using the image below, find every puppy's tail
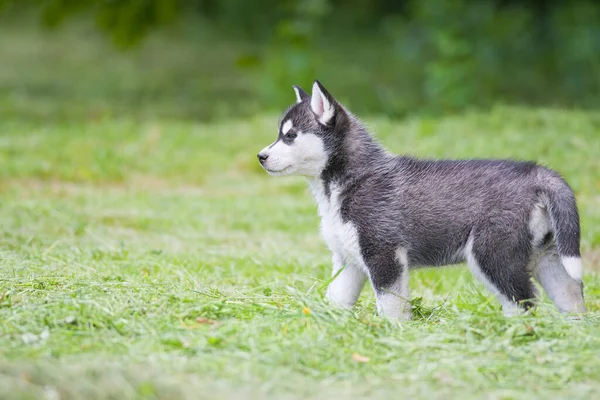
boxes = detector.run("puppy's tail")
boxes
[537,167,582,281]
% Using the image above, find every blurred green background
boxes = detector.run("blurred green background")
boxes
[2,0,600,120]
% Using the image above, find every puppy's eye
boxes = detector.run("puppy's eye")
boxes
[286,132,297,140]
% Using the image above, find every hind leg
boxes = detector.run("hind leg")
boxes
[465,232,536,316]
[532,248,586,314]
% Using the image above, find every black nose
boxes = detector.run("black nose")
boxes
[257,153,269,163]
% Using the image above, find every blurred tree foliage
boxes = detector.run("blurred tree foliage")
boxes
[2,0,600,116]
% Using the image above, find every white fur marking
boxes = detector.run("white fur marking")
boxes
[394,247,408,266]
[561,256,583,281]
[309,181,368,275]
[310,82,334,125]
[529,204,550,246]
[281,120,293,135]
[465,235,519,316]
[293,87,305,103]
[259,132,327,177]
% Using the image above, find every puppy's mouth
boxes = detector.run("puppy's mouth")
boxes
[265,165,292,175]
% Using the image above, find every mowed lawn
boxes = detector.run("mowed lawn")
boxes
[2,17,600,400]
[1,107,600,400]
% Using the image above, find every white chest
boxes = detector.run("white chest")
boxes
[309,180,365,267]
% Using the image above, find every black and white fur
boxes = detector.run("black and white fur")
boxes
[257,81,586,319]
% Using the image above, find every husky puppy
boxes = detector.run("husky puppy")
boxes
[257,80,586,319]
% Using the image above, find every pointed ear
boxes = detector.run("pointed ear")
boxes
[292,85,310,103]
[310,80,336,125]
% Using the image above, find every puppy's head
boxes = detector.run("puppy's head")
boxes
[257,81,347,177]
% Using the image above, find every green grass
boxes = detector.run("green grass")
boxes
[2,16,600,400]
[1,108,600,400]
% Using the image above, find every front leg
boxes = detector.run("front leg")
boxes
[366,248,412,320]
[326,253,367,309]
